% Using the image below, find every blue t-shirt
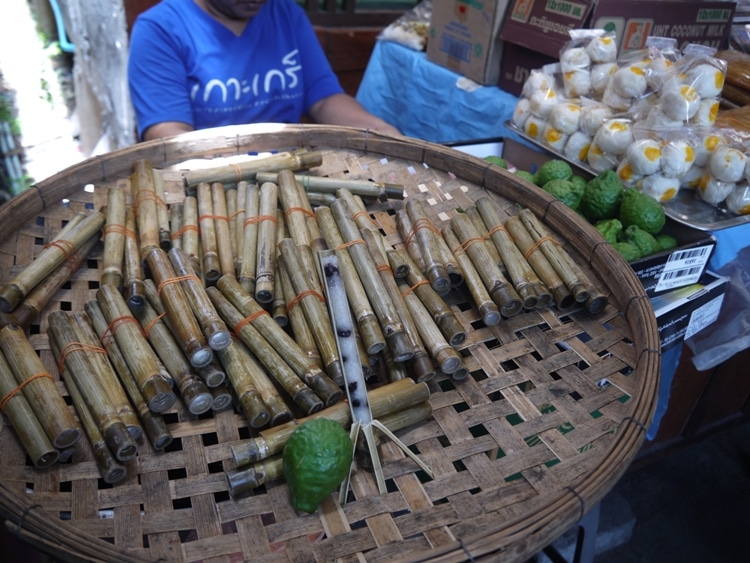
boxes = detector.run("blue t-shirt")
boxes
[128,0,344,139]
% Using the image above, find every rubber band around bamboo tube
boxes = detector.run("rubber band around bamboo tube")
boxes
[0,372,55,412]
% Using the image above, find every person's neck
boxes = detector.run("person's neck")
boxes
[194,0,249,36]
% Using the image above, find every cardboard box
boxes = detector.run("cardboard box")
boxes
[651,271,729,351]
[498,42,558,97]
[426,0,513,85]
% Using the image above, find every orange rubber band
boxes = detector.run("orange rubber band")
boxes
[143,311,167,337]
[0,372,55,413]
[287,289,326,310]
[412,217,441,237]
[99,315,145,349]
[103,223,132,237]
[487,224,509,237]
[523,235,560,262]
[375,263,393,275]
[44,239,81,273]
[401,279,430,298]
[334,239,365,251]
[157,275,200,296]
[351,210,378,227]
[230,163,243,185]
[284,206,315,219]
[233,309,269,333]
[459,237,484,252]
[171,224,200,239]
[58,341,106,378]
[199,214,229,223]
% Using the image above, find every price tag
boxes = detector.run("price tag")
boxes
[655,245,713,292]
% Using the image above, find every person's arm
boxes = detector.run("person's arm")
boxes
[308,93,401,136]
[142,121,195,142]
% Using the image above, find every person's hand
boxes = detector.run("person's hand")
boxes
[309,93,401,136]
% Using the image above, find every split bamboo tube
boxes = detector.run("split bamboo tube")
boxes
[277,255,322,370]
[84,299,173,451]
[518,209,591,304]
[441,226,502,326]
[210,182,235,278]
[277,237,344,386]
[254,182,278,304]
[255,171,405,200]
[129,297,213,416]
[206,285,324,416]
[168,247,231,351]
[152,167,171,250]
[95,284,176,413]
[144,247,214,369]
[405,199,451,295]
[47,313,138,462]
[132,159,161,258]
[182,149,324,188]
[0,349,59,468]
[361,229,436,382]
[0,209,105,313]
[0,323,81,448]
[169,202,184,251]
[50,334,126,484]
[122,207,147,310]
[70,312,143,439]
[232,377,430,466]
[216,340,270,429]
[473,198,552,309]
[238,182,260,294]
[396,278,463,376]
[234,339,293,425]
[196,182,222,284]
[503,216,576,311]
[397,249,467,347]
[101,186,127,287]
[448,213,524,318]
[182,195,201,275]
[315,206,386,355]
[226,399,431,497]
[330,199,414,362]
[214,275,342,406]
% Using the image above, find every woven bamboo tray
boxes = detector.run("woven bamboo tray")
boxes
[0,124,660,562]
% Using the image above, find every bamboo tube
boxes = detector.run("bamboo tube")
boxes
[226,184,240,273]
[464,205,504,272]
[234,339,293,426]
[216,340,270,429]
[255,171,405,200]
[168,247,231,351]
[254,181,278,303]
[330,199,414,362]
[129,297,213,416]
[395,208,427,275]
[448,214,524,318]
[84,300,173,451]
[361,229,436,382]
[152,167,172,250]
[226,399,431,497]
[196,182,222,284]
[132,159,161,258]
[196,356,227,389]
[96,284,176,413]
[335,189,383,250]
[122,207,146,310]
[47,314,138,462]
[210,382,234,412]
[277,238,344,386]
[296,179,326,252]
[238,183,260,294]
[385,247,411,279]
[518,209,591,304]
[278,255,322,370]
[405,199,451,295]
[396,249,467,347]
[396,278,463,376]
[169,202,184,251]
[182,150,324,188]
[211,182,236,278]
[0,349,60,469]
[232,377,430,466]
[271,263,288,328]
[213,275,342,406]
[315,206,386,355]
[0,323,81,448]
[234,182,247,272]
[554,249,609,314]
[207,285,324,415]
[70,312,143,439]
[182,195,201,275]
[0,210,105,313]
[277,169,312,247]
[101,186,127,287]
[473,198,551,309]
[144,247,214,368]
[12,234,99,330]
[307,191,337,206]
[503,216,576,311]
[440,225,502,326]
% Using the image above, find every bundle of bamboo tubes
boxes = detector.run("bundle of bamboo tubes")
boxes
[0,149,607,486]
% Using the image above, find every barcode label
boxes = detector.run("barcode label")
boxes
[439,36,471,63]
[655,244,713,292]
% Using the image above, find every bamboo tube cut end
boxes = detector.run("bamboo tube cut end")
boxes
[240,392,271,429]
[53,427,82,450]
[104,421,139,462]
[226,466,261,499]
[143,379,177,414]
[34,449,61,470]
[293,387,324,416]
[182,382,214,416]
[0,284,23,313]
[408,353,437,383]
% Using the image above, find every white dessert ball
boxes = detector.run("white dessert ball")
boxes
[560,47,590,71]
[686,63,725,98]
[709,145,747,183]
[744,157,750,184]
[697,174,735,205]
[590,62,617,95]
[693,131,725,166]
[579,104,613,136]
[542,123,569,151]
[661,140,696,178]
[690,98,720,127]
[512,98,532,128]
[522,70,555,99]
[660,84,701,122]
[725,185,750,215]
[529,88,559,118]
[612,64,648,98]
[585,35,617,63]
[587,141,619,172]
[626,139,662,176]
[644,106,685,128]
[639,174,681,202]
[523,114,547,141]
[549,103,582,135]
[563,69,592,97]
[645,56,676,91]
[680,165,705,190]
[593,119,634,155]
[602,83,634,111]
[616,160,642,188]
[563,131,592,162]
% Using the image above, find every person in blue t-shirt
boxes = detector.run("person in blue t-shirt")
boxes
[128,0,401,141]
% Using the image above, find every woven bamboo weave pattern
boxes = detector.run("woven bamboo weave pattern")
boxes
[0,125,659,562]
